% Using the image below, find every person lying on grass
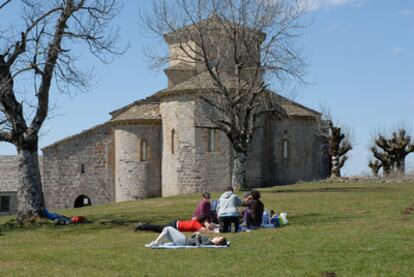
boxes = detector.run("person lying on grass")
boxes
[145,226,227,247]
[135,215,213,233]
[39,208,85,225]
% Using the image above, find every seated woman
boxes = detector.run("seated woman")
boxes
[242,190,264,228]
[145,226,227,247]
[135,215,212,233]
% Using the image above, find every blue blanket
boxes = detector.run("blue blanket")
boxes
[146,242,231,249]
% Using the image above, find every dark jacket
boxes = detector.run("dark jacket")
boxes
[185,233,213,246]
[247,199,264,226]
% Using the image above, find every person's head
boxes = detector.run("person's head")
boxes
[226,186,234,192]
[243,191,252,201]
[211,236,227,246]
[251,190,261,200]
[202,192,211,202]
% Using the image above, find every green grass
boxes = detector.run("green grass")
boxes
[1,181,414,276]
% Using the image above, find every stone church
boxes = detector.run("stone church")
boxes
[0,18,329,212]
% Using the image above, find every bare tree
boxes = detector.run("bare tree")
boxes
[368,159,381,177]
[140,0,308,190]
[0,0,122,224]
[327,120,352,177]
[370,134,394,177]
[388,129,414,176]
[370,129,414,177]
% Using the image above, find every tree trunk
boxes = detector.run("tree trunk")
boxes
[232,151,247,191]
[396,159,405,176]
[16,148,44,225]
[331,156,341,177]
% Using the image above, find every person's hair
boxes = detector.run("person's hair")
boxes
[202,192,211,198]
[226,186,234,192]
[217,237,227,246]
[251,190,260,200]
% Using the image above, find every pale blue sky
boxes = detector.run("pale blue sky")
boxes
[1,0,413,176]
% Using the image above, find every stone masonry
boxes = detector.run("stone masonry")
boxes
[0,156,19,215]
[1,16,330,212]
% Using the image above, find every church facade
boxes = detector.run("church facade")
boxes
[7,18,330,210]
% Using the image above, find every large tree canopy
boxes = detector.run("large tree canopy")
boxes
[141,0,309,189]
[0,0,122,224]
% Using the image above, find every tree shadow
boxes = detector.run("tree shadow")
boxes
[270,187,398,194]
[289,213,351,226]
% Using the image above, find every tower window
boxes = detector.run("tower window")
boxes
[208,128,216,152]
[141,140,148,161]
[81,164,85,174]
[282,140,289,160]
[171,129,176,154]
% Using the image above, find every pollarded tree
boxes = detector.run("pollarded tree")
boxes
[327,120,352,177]
[368,159,381,177]
[140,0,308,190]
[388,129,414,176]
[370,134,393,177]
[370,129,414,177]
[0,0,122,224]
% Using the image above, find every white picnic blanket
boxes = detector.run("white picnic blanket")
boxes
[145,242,231,249]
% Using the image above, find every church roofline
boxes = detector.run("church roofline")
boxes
[108,90,164,119]
[41,122,110,151]
[164,14,266,44]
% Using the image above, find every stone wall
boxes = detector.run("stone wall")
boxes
[114,123,161,201]
[0,155,45,215]
[0,156,19,215]
[160,94,233,197]
[160,94,198,196]
[269,117,329,184]
[0,155,19,192]
[42,123,114,209]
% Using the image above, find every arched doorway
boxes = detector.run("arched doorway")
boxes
[74,195,92,208]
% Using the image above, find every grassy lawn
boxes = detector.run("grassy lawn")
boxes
[1,181,414,276]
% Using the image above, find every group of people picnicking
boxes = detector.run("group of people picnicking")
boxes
[136,186,269,248]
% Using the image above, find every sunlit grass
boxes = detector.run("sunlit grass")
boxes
[1,181,413,276]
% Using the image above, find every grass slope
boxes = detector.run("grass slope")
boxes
[1,181,414,277]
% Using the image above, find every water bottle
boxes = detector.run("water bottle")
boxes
[262,209,269,225]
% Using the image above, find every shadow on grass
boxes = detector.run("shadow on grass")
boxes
[289,213,352,226]
[270,186,398,194]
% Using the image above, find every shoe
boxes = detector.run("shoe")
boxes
[145,241,158,248]
[135,222,146,232]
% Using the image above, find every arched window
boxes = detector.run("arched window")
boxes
[282,139,289,160]
[208,128,216,152]
[141,140,148,161]
[171,129,176,154]
[74,195,92,208]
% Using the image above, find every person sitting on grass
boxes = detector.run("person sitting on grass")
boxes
[241,190,264,229]
[145,226,227,247]
[135,215,213,233]
[216,186,242,233]
[192,192,211,223]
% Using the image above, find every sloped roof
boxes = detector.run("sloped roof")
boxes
[157,71,321,118]
[42,122,110,150]
[111,103,161,122]
[109,93,162,119]
[164,14,265,44]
